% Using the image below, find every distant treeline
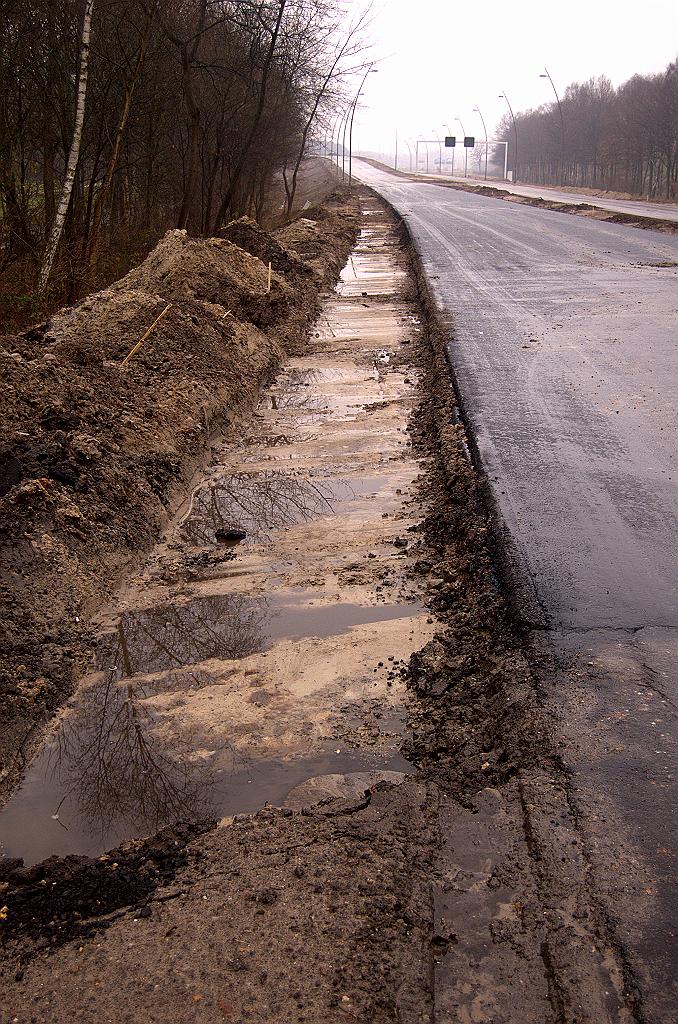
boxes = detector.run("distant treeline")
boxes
[0,0,366,298]
[497,60,678,197]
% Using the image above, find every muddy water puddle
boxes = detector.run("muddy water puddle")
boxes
[0,710,413,865]
[96,592,427,679]
[0,202,436,869]
[180,471,387,546]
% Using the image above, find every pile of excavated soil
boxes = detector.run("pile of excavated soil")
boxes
[0,190,360,792]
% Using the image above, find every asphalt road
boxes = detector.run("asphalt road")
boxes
[353,158,678,1022]
[402,168,678,222]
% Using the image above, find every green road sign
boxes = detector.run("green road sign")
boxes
[445,136,456,147]
[464,136,475,148]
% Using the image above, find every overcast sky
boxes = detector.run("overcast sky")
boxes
[349,0,678,157]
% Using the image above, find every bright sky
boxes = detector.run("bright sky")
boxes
[350,0,678,156]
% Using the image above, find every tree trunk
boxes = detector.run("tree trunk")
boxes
[37,0,94,293]
[85,9,153,276]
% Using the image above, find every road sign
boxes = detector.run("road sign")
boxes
[464,136,475,148]
[445,136,456,147]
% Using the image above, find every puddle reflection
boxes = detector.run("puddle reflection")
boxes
[259,367,323,412]
[99,597,268,679]
[182,471,336,545]
[0,631,226,866]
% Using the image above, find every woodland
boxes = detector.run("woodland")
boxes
[497,61,678,195]
[0,0,365,326]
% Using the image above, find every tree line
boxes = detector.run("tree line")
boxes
[0,0,367,304]
[497,59,678,197]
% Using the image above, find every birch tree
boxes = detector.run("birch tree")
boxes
[37,0,94,293]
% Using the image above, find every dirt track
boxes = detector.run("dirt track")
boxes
[0,190,650,1022]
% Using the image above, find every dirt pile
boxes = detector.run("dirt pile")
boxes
[0,820,214,955]
[0,189,360,792]
[117,230,295,334]
[217,216,313,282]
[275,203,358,281]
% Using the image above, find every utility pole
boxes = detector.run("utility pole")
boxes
[444,124,456,176]
[417,135,429,174]
[456,117,467,177]
[431,128,442,173]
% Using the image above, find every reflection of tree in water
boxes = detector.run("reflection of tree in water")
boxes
[181,471,335,545]
[261,367,321,411]
[48,593,269,837]
[51,628,226,839]
[99,594,269,679]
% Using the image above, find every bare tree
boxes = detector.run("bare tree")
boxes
[0,0,370,322]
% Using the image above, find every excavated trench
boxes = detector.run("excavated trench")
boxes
[0,199,439,867]
[0,192,645,1024]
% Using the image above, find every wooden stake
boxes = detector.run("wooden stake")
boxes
[267,262,272,292]
[121,303,172,365]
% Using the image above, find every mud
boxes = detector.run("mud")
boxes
[0,190,650,1023]
[0,196,435,873]
[0,188,360,797]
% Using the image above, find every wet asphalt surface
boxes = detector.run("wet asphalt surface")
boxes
[354,159,678,1022]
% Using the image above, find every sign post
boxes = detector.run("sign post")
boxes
[463,136,474,178]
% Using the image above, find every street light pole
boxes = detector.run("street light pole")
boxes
[342,104,352,179]
[405,139,413,172]
[339,106,350,177]
[473,106,488,180]
[444,123,455,176]
[417,135,429,174]
[431,128,442,173]
[498,92,518,182]
[540,68,565,183]
[456,117,467,177]
[348,65,377,185]
[333,108,346,171]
